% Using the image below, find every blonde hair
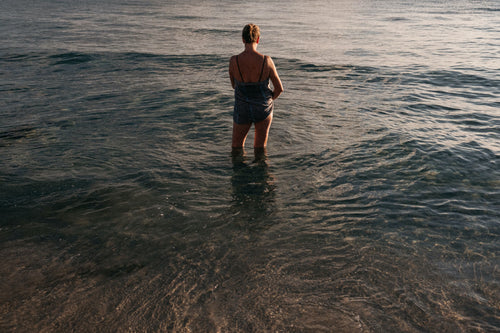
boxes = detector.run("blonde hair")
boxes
[242,24,260,43]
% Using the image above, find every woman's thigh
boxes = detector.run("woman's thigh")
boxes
[254,113,273,148]
[232,122,252,148]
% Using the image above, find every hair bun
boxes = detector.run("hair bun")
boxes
[242,24,260,43]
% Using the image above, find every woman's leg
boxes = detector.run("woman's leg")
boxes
[232,122,252,148]
[254,113,273,148]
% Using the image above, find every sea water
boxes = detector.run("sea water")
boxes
[1,0,499,331]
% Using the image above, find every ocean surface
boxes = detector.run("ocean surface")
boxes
[1,0,499,331]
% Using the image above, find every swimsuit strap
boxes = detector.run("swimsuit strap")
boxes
[258,55,267,81]
[236,55,244,82]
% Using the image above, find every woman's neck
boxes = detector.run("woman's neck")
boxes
[244,42,258,53]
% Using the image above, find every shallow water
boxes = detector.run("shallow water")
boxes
[1,0,499,332]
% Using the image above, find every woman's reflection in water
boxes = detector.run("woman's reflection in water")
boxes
[231,148,276,226]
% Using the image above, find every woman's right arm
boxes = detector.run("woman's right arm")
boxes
[268,57,283,100]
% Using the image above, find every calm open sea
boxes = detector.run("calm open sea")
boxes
[1,0,499,331]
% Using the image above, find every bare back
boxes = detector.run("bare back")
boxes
[232,52,269,83]
[230,53,282,99]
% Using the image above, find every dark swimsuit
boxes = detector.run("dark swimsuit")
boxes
[233,55,273,124]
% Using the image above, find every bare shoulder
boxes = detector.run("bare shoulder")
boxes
[229,55,238,71]
[265,55,276,68]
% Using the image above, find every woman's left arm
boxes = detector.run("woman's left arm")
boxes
[268,57,283,100]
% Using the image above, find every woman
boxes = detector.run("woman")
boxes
[229,23,283,149]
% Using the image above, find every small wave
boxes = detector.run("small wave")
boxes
[1,50,227,71]
[121,52,224,65]
[384,16,410,21]
[279,58,380,76]
[406,70,500,90]
[299,63,355,72]
[0,126,38,146]
[49,52,96,65]
[193,28,235,36]
[0,52,44,62]
[474,7,500,12]
[171,15,202,20]
[407,103,460,112]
